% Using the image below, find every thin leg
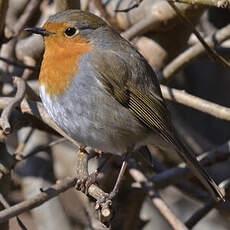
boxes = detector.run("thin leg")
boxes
[107,152,129,200]
[97,154,113,173]
[83,154,114,193]
[75,148,113,194]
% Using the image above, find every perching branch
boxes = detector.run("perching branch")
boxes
[0,174,111,224]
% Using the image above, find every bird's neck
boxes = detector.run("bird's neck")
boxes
[39,37,92,97]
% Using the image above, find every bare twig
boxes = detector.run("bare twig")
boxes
[0,56,38,70]
[167,1,230,80]
[0,175,110,224]
[15,128,34,153]
[0,77,26,134]
[15,137,67,161]
[0,193,28,230]
[185,200,215,229]
[121,15,157,40]
[13,0,43,36]
[162,24,230,83]
[173,0,230,8]
[22,56,37,80]
[93,0,119,29]
[184,177,230,228]
[121,1,204,41]
[150,139,230,190]
[0,176,76,223]
[0,194,9,209]
[16,217,28,230]
[54,0,80,12]
[114,0,143,12]
[0,0,9,47]
[129,162,189,230]
[161,85,230,121]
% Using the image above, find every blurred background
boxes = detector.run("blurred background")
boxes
[0,0,230,229]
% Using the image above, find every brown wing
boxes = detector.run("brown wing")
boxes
[90,50,175,145]
[90,50,224,201]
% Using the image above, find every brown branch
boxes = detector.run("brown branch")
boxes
[166,1,230,83]
[0,98,112,222]
[0,175,110,224]
[0,194,9,209]
[162,24,230,83]
[114,0,143,12]
[93,0,119,29]
[121,1,204,41]
[0,0,8,48]
[185,200,216,229]
[148,154,218,227]
[161,85,230,121]
[129,163,189,230]
[173,0,230,8]
[0,193,27,230]
[0,176,76,223]
[184,177,230,228]
[13,0,43,36]
[121,15,157,40]
[0,57,38,70]
[0,77,26,134]
[54,0,80,12]
[150,139,230,191]
[138,149,211,201]
[15,137,67,161]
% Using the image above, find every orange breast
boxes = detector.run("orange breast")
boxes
[39,30,92,97]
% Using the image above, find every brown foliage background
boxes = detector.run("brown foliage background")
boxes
[0,0,230,229]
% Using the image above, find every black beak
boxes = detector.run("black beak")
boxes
[25,27,52,36]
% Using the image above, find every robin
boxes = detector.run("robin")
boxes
[25,9,224,202]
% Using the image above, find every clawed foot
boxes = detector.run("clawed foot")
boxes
[75,170,98,194]
[96,190,116,206]
[95,194,113,223]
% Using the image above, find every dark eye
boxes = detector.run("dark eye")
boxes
[64,27,78,37]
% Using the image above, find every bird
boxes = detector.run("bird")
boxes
[25,9,224,202]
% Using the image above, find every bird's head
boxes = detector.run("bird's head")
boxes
[25,10,107,97]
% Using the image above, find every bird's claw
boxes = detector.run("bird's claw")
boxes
[95,191,115,210]
[75,170,98,194]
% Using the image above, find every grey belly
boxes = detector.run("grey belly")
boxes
[40,80,151,155]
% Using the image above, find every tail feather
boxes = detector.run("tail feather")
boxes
[165,132,225,202]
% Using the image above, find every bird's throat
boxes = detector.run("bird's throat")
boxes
[39,36,92,97]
